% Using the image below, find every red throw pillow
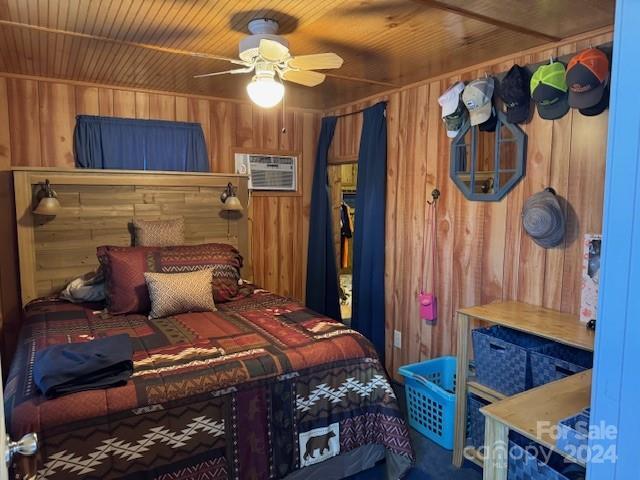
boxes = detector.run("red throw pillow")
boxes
[97,243,243,315]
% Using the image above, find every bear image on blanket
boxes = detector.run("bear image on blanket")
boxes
[303,430,336,460]
[299,423,340,467]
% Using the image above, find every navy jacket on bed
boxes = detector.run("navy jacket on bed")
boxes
[33,334,133,399]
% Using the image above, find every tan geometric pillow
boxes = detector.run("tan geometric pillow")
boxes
[144,269,216,319]
[133,217,185,247]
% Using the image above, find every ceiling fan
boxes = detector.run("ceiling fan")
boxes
[193,19,344,108]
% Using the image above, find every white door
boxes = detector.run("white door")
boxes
[1,355,38,480]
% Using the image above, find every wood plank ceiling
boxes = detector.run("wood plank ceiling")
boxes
[0,0,614,109]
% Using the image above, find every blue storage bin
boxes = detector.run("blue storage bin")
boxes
[530,344,593,388]
[398,356,457,449]
[472,326,552,396]
[509,436,586,480]
[467,393,489,449]
[556,408,590,464]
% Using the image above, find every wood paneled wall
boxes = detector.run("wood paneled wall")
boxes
[327,30,612,380]
[0,75,320,297]
[0,75,320,361]
[14,172,249,304]
[0,27,612,379]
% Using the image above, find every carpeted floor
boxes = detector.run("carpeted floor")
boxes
[346,382,483,480]
[346,427,483,479]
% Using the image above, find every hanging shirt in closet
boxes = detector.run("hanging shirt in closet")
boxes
[340,203,353,269]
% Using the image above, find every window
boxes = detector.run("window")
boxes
[74,115,209,172]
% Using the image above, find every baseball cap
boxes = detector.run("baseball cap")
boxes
[463,77,495,126]
[567,48,609,109]
[479,107,497,132]
[439,82,465,117]
[580,85,610,116]
[439,82,468,138]
[443,100,468,138]
[499,64,531,124]
[531,61,569,120]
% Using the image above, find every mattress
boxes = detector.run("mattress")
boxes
[4,289,413,479]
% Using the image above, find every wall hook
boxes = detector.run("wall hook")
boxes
[427,188,441,205]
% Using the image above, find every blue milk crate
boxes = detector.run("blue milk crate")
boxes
[556,408,590,464]
[472,326,552,396]
[467,393,490,449]
[398,356,457,449]
[530,344,593,388]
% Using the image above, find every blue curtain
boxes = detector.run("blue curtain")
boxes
[74,115,209,172]
[305,116,342,321]
[352,102,387,363]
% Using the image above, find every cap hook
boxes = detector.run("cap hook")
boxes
[427,188,441,205]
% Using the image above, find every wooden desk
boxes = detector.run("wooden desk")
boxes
[452,301,594,468]
[481,370,592,479]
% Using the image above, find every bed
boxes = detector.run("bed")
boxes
[5,287,413,479]
[5,169,413,479]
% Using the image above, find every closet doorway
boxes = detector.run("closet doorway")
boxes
[328,162,357,324]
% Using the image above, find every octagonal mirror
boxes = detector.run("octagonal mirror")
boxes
[450,110,527,201]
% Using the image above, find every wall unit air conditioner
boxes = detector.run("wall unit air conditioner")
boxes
[235,153,297,191]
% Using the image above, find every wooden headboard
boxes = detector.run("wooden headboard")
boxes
[13,168,251,306]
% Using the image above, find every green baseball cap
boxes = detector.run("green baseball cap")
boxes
[530,61,569,120]
[443,100,468,138]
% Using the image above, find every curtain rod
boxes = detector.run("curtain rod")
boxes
[334,108,367,119]
[330,101,387,119]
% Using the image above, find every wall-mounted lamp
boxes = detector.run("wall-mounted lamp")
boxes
[220,182,243,212]
[33,180,61,216]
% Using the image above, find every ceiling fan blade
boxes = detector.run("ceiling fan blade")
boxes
[259,39,289,62]
[281,69,326,87]
[288,53,344,71]
[194,67,253,78]
[191,52,248,66]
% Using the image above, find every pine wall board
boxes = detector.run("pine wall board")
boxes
[327,30,612,380]
[0,75,321,363]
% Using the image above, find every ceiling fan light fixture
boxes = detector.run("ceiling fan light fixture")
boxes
[246,74,285,108]
[192,19,341,97]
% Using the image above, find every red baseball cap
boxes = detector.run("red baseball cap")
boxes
[566,48,609,109]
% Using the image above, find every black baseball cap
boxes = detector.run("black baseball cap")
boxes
[499,64,531,124]
[479,107,498,132]
[580,85,610,116]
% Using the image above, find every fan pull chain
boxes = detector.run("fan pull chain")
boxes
[281,90,287,134]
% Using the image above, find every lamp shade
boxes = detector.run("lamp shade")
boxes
[246,75,284,108]
[34,196,61,216]
[33,180,61,216]
[222,195,243,212]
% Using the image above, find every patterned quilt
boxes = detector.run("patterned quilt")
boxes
[4,289,413,480]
